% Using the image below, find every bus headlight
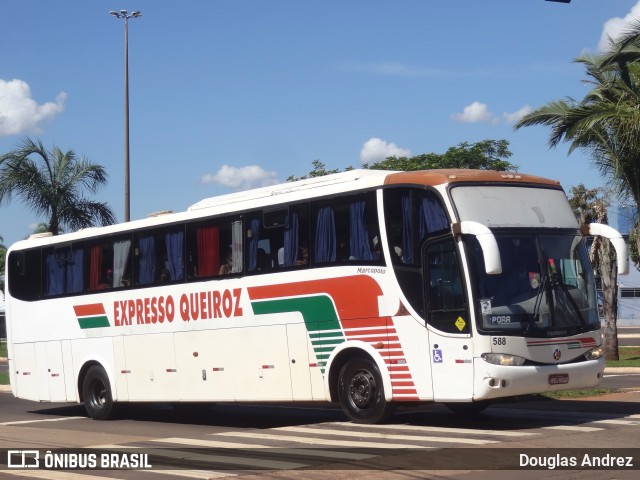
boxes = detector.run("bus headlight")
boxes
[584,346,604,360]
[481,353,526,366]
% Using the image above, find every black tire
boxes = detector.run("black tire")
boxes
[445,400,491,415]
[82,365,116,420]
[337,357,395,424]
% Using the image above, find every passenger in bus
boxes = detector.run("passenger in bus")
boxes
[219,248,233,275]
[160,267,171,282]
[97,269,113,289]
[372,236,381,260]
[296,245,309,265]
[256,248,270,271]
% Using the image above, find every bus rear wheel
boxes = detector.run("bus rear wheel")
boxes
[338,357,395,424]
[82,365,116,420]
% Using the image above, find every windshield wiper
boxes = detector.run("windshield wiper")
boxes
[528,270,548,334]
[552,270,587,330]
[531,247,587,332]
[527,244,556,334]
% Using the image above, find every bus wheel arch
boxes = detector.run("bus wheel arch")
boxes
[78,362,117,420]
[327,346,395,424]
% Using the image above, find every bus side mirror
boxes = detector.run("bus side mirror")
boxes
[452,221,502,275]
[582,223,629,275]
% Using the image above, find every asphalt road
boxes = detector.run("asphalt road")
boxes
[0,377,639,480]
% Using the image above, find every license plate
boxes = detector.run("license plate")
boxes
[549,373,569,385]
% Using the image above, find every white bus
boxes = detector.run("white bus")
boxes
[4,169,627,423]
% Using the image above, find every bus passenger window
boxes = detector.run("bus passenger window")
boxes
[135,227,184,286]
[425,239,468,334]
[7,249,41,301]
[44,245,84,296]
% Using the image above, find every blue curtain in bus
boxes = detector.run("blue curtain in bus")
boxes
[419,191,448,237]
[401,194,413,263]
[138,236,155,285]
[315,206,336,263]
[45,249,84,295]
[283,212,299,267]
[248,218,260,271]
[165,231,184,281]
[65,249,84,293]
[349,201,374,261]
[45,253,65,296]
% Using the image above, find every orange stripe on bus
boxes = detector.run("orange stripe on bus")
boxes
[73,304,106,317]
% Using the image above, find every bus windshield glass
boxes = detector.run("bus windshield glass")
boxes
[467,233,599,336]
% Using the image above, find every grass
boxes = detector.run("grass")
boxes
[605,346,640,368]
[0,340,6,358]
[0,373,7,385]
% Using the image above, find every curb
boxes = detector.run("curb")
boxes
[604,367,640,374]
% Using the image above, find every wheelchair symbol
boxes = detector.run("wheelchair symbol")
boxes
[433,349,443,363]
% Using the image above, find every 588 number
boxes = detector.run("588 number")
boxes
[492,337,507,346]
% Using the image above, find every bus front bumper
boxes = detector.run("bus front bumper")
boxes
[473,357,605,401]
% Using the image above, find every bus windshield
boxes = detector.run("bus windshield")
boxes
[467,232,599,336]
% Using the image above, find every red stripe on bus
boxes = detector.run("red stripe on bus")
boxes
[73,303,106,317]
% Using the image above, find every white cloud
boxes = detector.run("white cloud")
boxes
[451,101,531,125]
[451,101,496,124]
[0,79,66,136]
[201,164,279,190]
[502,105,533,124]
[359,137,412,163]
[598,1,640,52]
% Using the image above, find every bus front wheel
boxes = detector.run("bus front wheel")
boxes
[82,365,116,420]
[338,357,395,424]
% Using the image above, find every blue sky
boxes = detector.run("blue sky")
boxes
[1,0,639,247]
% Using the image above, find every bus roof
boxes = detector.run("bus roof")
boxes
[384,169,561,187]
[8,168,562,250]
[188,169,391,211]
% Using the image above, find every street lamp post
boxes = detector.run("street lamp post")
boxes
[110,9,141,223]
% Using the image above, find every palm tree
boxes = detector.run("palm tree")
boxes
[514,23,640,360]
[0,138,116,236]
[0,234,6,280]
[568,185,619,358]
[515,21,640,217]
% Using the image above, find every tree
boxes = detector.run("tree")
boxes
[289,139,517,180]
[287,160,343,182]
[0,234,5,290]
[0,138,116,235]
[514,24,640,360]
[568,185,620,360]
[364,139,518,171]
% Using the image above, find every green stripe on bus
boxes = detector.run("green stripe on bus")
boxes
[77,315,110,329]
[251,295,345,372]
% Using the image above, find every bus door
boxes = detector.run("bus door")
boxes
[423,237,474,401]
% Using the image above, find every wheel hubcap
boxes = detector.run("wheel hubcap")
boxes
[349,370,376,408]
[92,381,106,406]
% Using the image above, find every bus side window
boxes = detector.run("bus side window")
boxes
[313,205,336,264]
[87,237,132,290]
[424,239,468,334]
[43,245,85,297]
[8,249,41,301]
[135,227,185,287]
